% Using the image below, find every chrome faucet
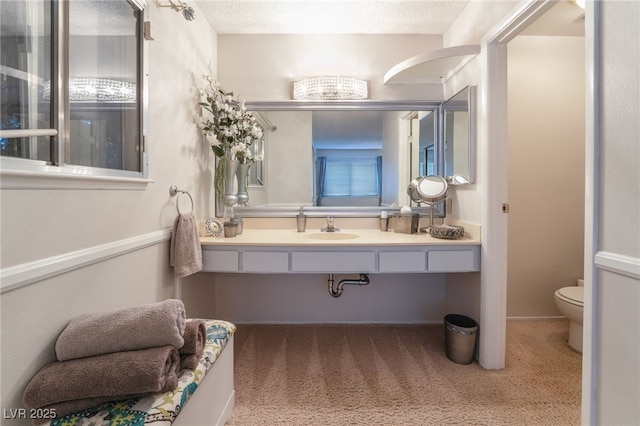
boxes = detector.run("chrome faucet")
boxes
[321,216,339,232]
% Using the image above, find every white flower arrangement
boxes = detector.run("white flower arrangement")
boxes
[200,73,263,164]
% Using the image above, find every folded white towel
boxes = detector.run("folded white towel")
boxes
[170,213,203,278]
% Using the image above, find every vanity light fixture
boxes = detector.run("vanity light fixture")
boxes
[292,76,368,101]
[156,0,196,21]
[43,78,136,103]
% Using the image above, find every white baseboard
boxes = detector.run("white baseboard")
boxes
[230,320,445,325]
[0,229,172,293]
[507,316,565,320]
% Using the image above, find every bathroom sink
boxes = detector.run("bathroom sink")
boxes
[305,232,360,240]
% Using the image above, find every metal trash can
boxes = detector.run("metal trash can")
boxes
[444,314,478,365]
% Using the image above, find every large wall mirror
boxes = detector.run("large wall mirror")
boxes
[226,89,475,218]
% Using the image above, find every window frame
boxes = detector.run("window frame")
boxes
[0,0,150,190]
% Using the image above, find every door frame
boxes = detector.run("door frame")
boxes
[479,0,596,422]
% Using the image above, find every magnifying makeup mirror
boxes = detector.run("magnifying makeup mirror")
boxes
[407,175,449,232]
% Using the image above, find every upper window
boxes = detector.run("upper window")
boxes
[0,0,146,179]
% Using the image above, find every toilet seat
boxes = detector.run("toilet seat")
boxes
[556,286,584,307]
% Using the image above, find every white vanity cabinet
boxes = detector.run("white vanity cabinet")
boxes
[201,244,480,274]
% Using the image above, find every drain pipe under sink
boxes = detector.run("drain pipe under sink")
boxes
[327,273,370,297]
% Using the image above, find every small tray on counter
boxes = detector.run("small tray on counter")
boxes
[429,224,465,240]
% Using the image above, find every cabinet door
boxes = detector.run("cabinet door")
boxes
[427,250,476,272]
[202,250,239,272]
[242,251,289,273]
[291,251,376,272]
[379,251,426,272]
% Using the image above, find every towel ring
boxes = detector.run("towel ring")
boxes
[169,185,194,214]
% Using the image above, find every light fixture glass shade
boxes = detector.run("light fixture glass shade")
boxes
[293,76,368,101]
[43,78,136,103]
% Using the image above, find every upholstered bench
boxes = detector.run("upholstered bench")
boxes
[39,320,236,426]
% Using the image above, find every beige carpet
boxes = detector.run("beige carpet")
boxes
[227,320,581,425]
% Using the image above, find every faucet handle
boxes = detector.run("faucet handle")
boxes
[327,216,334,227]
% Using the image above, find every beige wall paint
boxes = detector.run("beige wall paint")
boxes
[0,3,217,418]
[506,35,585,317]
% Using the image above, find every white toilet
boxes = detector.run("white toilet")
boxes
[554,279,584,353]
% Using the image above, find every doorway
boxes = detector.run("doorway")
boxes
[505,4,586,319]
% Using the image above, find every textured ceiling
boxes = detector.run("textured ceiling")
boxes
[193,0,584,36]
[194,0,469,34]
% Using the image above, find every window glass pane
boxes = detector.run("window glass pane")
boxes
[350,162,379,195]
[323,159,380,197]
[68,0,140,171]
[0,0,52,161]
[324,162,351,196]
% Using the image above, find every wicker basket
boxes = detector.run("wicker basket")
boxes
[430,224,465,240]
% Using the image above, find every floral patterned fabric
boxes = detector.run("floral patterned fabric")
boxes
[44,320,236,426]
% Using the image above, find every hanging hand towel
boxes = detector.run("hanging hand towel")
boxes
[170,212,203,278]
[55,299,186,361]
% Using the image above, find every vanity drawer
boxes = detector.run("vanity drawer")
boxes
[427,250,476,272]
[241,251,289,273]
[379,251,426,272]
[202,250,239,272]
[291,251,376,273]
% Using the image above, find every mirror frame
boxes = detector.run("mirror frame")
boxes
[230,101,444,218]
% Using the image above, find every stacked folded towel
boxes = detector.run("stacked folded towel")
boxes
[179,320,207,370]
[55,299,186,360]
[21,299,207,421]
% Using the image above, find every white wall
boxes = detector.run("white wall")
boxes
[442,55,482,225]
[261,111,313,206]
[444,1,518,48]
[183,273,447,324]
[0,3,218,419]
[507,35,585,317]
[593,1,640,423]
[217,34,444,102]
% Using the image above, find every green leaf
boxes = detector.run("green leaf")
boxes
[211,145,225,158]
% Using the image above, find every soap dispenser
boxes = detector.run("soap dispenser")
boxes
[296,206,307,232]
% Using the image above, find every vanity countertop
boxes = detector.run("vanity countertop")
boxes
[200,228,480,247]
